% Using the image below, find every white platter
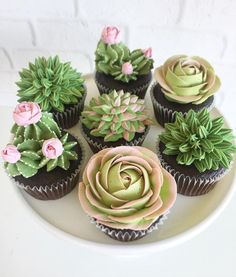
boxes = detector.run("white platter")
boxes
[2,74,236,255]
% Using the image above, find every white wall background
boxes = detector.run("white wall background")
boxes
[0,0,235,128]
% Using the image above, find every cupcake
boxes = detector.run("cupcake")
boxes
[158,109,236,196]
[78,146,177,241]
[151,55,220,127]
[95,26,154,99]
[1,102,83,200]
[16,55,86,129]
[80,90,152,153]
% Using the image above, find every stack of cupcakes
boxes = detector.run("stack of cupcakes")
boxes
[1,25,235,242]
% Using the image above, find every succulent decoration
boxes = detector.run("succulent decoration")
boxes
[16,56,85,112]
[95,26,154,83]
[82,90,152,142]
[160,109,236,172]
[1,102,78,178]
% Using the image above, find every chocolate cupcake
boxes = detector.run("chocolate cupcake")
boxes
[151,55,220,126]
[95,26,153,99]
[1,102,83,200]
[80,90,152,153]
[16,55,86,129]
[158,109,236,196]
[78,146,177,241]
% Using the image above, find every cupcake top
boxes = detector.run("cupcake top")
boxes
[79,146,177,230]
[159,109,236,172]
[16,56,85,112]
[1,102,78,178]
[154,55,221,104]
[81,90,153,142]
[95,26,154,83]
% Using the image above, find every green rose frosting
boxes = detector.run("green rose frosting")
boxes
[154,55,221,104]
[16,56,85,112]
[160,109,236,172]
[78,146,177,231]
[11,112,61,140]
[82,90,152,142]
[95,40,154,83]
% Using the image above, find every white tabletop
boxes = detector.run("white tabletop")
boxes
[1,104,236,277]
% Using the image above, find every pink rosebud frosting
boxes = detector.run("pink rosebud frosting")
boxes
[1,145,21,163]
[42,138,63,159]
[143,47,152,58]
[101,26,121,45]
[13,102,42,127]
[122,62,133,75]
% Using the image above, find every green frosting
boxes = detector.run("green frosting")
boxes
[11,112,61,140]
[16,56,85,112]
[95,41,154,83]
[82,90,152,142]
[160,109,236,172]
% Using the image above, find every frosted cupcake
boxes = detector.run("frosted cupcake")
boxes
[158,109,236,196]
[78,146,177,241]
[81,90,152,153]
[151,55,220,126]
[95,26,154,99]
[16,56,86,129]
[1,102,83,200]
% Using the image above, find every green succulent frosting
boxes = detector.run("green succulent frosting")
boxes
[160,109,236,173]
[16,56,85,112]
[95,41,154,83]
[82,90,152,142]
[11,112,61,140]
[38,133,78,171]
[4,139,42,178]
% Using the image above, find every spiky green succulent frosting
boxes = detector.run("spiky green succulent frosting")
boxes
[82,90,152,142]
[159,109,236,173]
[16,56,85,112]
[95,40,154,83]
[3,133,78,178]
[11,112,61,140]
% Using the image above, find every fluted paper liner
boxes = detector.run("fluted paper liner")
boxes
[90,212,169,242]
[156,139,229,196]
[53,89,87,129]
[80,122,150,153]
[150,82,214,127]
[95,73,151,99]
[11,136,85,201]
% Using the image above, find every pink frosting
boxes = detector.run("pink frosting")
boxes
[42,138,63,159]
[1,145,21,163]
[122,62,133,75]
[101,26,121,45]
[13,102,42,127]
[143,47,152,58]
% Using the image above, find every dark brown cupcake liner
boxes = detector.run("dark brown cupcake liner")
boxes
[12,136,85,200]
[156,140,228,196]
[53,89,87,129]
[95,71,152,99]
[150,82,214,127]
[80,122,150,153]
[91,213,168,242]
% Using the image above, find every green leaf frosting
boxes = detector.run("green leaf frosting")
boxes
[95,40,154,83]
[82,90,152,142]
[16,56,85,112]
[11,112,61,140]
[159,109,236,172]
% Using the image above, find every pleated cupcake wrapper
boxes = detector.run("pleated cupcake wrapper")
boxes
[11,136,85,200]
[90,212,169,242]
[53,90,87,129]
[94,74,151,98]
[150,82,214,127]
[80,121,150,153]
[156,139,230,196]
